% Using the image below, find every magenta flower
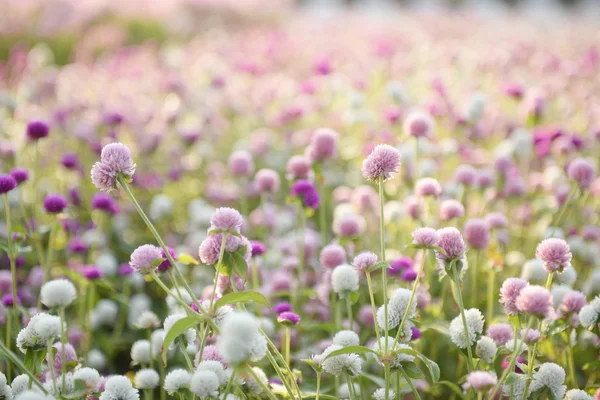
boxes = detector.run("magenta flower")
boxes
[277,311,301,326]
[26,120,50,140]
[43,194,68,214]
[290,180,320,209]
[9,168,29,185]
[0,175,17,194]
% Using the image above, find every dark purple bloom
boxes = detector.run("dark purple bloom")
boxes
[410,326,422,340]
[0,174,17,194]
[43,194,68,214]
[26,120,50,140]
[389,256,413,275]
[273,302,293,314]
[68,237,88,253]
[61,153,79,169]
[118,263,133,276]
[10,168,29,184]
[277,311,301,326]
[401,268,418,282]
[81,266,103,280]
[91,193,119,215]
[68,187,81,207]
[251,240,266,257]
[157,247,176,272]
[1,293,19,306]
[290,180,320,210]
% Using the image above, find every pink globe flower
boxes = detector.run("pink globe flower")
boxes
[464,219,491,250]
[435,227,466,261]
[362,144,401,182]
[499,278,528,315]
[515,285,553,317]
[412,227,439,247]
[439,199,465,220]
[535,238,572,273]
[228,150,254,177]
[487,323,513,346]
[320,244,347,269]
[567,158,596,190]
[415,177,442,197]
[403,111,435,138]
[308,128,338,162]
[465,371,497,391]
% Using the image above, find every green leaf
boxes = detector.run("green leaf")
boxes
[348,291,360,305]
[505,372,522,385]
[438,380,463,397]
[366,261,391,273]
[583,360,600,371]
[301,359,321,372]
[177,253,199,265]
[215,291,269,309]
[161,315,202,365]
[230,251,248,281]
[323,345,377,360]
[420,358,440,384]
[402,361,424,379]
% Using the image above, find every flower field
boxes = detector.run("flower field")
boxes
[0,1,599,399]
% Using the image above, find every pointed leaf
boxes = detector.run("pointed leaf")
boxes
[438,381,463,397]
[215,291,269,309]
[177,253,199,265]
[161,315,202,365]
[230,251,248,281]
[323,345,377,360]
[402,361,424,379]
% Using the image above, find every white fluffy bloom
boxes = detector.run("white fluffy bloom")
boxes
[44,373,75,396]
[556,267,577,286]
[163,369,191,395]
[164,314,195,346]
[134,369,160,390]
[16,313,56,352]
[0,372,12,400]
[40,279,77,308]
[521,259,548,284]
[564,389,593,400]
[92,300,119,330]
[389,288,417,319]
[331,265,359,294]
[578,300,600,330]
[151,330,167,358]
[475,336,497,363]
[30,314,61,340]
[338,383,361,399]
[551,285,571,308]
[243,367,268,394]
[217,312,267,366]
[73,368,100,390]
[196,361,226,386]
[373,388,396,400]
[13,391,48,400]
[11,375,31,396]
[130,340,152,365]
[99,376,139,400]
[87,349,106,371]
[529,363,566,399]
[135,311,160,329]
[332,330,360,347]
[449,309,484,349]
[320,345,362,377]
[189,371,219,397]
[376,305,401,332]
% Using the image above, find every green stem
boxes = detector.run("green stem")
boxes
[393,249,423,348]
[47,339,59,395]
[378,177,389,354]
[451,268,474,373]
[346,374,357,400]
[209,233,227,310]
[284,327,291,367]
[400,367,422,400]
[0,340,48,393]
[365,272,382,352]
[223,369,236,398]
[315,371,321,400]
[86,284,95,357]
[158,355,166,400]
[345,297,354,331]
[4,194,18,333]
[471,251,480,308]
[58,307,67,389]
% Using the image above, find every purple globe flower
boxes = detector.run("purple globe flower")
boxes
[401,268,418,282]
[1,293,19,306]
[273,302,293,314]
[277,311,301,326]
[61,153,79,170]
[91,192,119,215]
[535,238,572,273]
[0,175,17,194]
[250,240,266,257]
[68,238,88,254]
[81,266,103,280]
[90,142,136,192]
[26,120,50,140]
[10,168,29,185]
[157,247,177,272]
[308,128,338,162]
[43,194,68,214]
[290,180,321,210]
[389,256,413,275]
[567,158,596,190]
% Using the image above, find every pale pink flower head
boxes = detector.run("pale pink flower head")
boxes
[228,150,254,177]
[352,252,378,273]
[320,244,347,269]
[435,227,466,261]
[403,111,435,138]
[454,164,477,186]
[464,219,491,250]
[412,227,439,247]
[465,371,497,391]
[254,169,280,193]
[286,155,312,180]
[334,214,365,238]
[91,142,136,192]
[499,278,528,315]
[535,238,572,273]
[439,199,465,220]
[129,244,163,273]
[485,213,508,230]
[404,195,422,220]
[516,285,553,317]
[362,144,401,181]
[486,323,513,346]
[567,158,596,190]
[210,207,244,234]
[415,177,442,197]
[308,128,338,162]
[558,290,587,316]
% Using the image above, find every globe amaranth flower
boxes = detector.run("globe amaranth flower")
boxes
[535,238,572,273]
[486,323,513,346]
[465,371,497,391]
[91,193,119,215]
[209,207,244,234]
[134,369,160,390]
[352,252,378,273]
[449,308,484,349]
[464,218,491,250]
[515,285,553,318]
[435,228,467,272]
[163,369,191,396]
[10,168,29,185]
[308,128,338,162]
[320,244,347,269]
[91,142,136,193]
[273,302,293,315]
[403,110,435,138]
[331,265,359,295]
[286,155,312,180]
[43,194,68,214]
[320,344,362,376]
[415,177,442,197]
[254,169,280,193]
[475,336,497,363]
[529,363,566,400]
[189,370,219,398]
[26,120,50,140]
[217,312,267,366]
[290,179,320,209]
[332,330,360,347]
[277,311,301,326]
[412,227,439,247]
[439,199,465,220]
[578,296,600,330]
[567,158,596,190]
[129,244,163,274]
[228,150,254,177]
[362,144,402,181]
[499,278,528,315]
[40,279,77,308]
[198,233,250,265]
[0,174,17,194]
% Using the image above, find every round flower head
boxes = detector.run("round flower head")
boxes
[0,174,17,195]
[73,367,100,390]
[464,219,491,250]
[91,193,119,215]
[515,285,553,318]
[535,238,572,273]
[373,388,396,400]
[466,371,497,391]
[403,110,435,138]
[331,264,359,295]
[99,375,139,400]
[41,279,77,308]
[475,336,497,363]
[10,168,28,185]
[217,312,266,366]
[254,169,280,193]
[131,340,151,365]
[308,128,338,162]
[435,227,466,261]
[529,363,566,400]
[362,144,401,181]
[163,369,191,395]
[135,311,161,329]
[91,142,136,192]
[388,288,417,323]
[273,302,293,315]
[564,389,593,400]
[290,180,320,209]
[51,342,77,374]
[61,153,79,170]
[320,345,362,376]
[412,227,439,247]
[320,244,347,269]
[486,323,513,346]
[332,330,360,347]
[449,308,484,348]
[286,155,312,180]
[578,297,600,330]
[228,150,254,177]
[210,207,244,234]
[485,212,508,229]
[454,164,477,186]
[129,245,162,274]
[333,214,366,238]
[439,199,465,220]
[277,311,301,326]
[567,158,596,189]
[352,252,378,273]
[189,370,219,398]
[0,372,11,400]
[43,194,68,214]
[499,278,528,315]
[558,290,587,316]
[415,177,442,197]
[134,369,160,390]
[26,120,50,140]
